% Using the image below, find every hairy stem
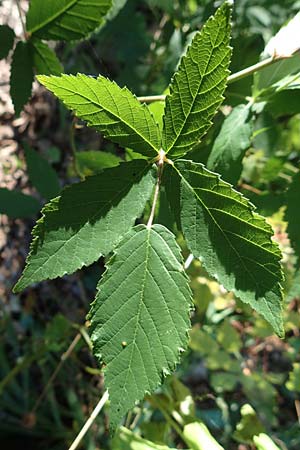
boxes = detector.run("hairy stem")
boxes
[137,54,288,103]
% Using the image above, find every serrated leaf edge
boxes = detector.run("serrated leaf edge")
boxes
[13,161,155,292]
[172,160,284,337]
[89,224,194,424]
[162,1,232,157]
[37,73,161,156]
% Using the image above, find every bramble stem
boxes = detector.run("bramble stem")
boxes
[15,0,27,39]
[227,55,278,84]
[137,54,288,103]
[68,390,109,450]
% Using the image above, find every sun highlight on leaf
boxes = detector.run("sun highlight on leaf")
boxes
[162,1,232,158]
[38,74,161,158]
[89,224,192,430]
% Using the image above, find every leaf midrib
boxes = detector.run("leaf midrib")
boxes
[114,228,151,412]
[19,164,152,285]
[175,164,273,293]
[165,19,223,154]
[27,0,78,34]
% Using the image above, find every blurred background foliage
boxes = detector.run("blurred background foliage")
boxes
[1,0,300,449]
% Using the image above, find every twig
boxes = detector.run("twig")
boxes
[240,183,262,195]
[137,95,166,103]
[150,14,168,52]
[295,399,300,424]
[137,55,288,103]
[68,390,109,450]
[31,333,82,414]
[15,0,27,39]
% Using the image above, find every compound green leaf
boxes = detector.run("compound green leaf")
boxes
[38,74,161,158]
[0,25,15,60]
[285,171,300,262]
[173,159,284,337]
[89,224,192,430]
[162,2,232,158]
[31,39,63,76]
[14,160,155,292]
[207,104,253,185]
[10,41,34,116]
[0,188,40,219]
[26,0,112,41]
[25,144,61,200]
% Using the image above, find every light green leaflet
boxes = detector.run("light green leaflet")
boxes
[114,427,176,449]
[38,74,161,158]
[285,171,300,262]
[207,104,253,185]
[162,1,232,158]
[26,0,112,41]
[14,160,155,292]
[89,225,192,430]
[171,160,284,337]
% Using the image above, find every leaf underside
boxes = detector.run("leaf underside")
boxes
[38,74,161,158]
[207,104,253,185]
[26,0,112,41]
[31,39,63,76]
[162,1,232,158]
[172,159,284,336]
[14,160,155,292]
[89,224,192,430]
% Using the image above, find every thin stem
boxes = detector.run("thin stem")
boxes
[240,183,262,195]
[137,95,165,103]
[31,333,82,414]
[227,55,278,84]
[15,0,27,39]
[137,54,289,103]
[68,390,109,450]
[146,153,165,229]
[184,254,194,270]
